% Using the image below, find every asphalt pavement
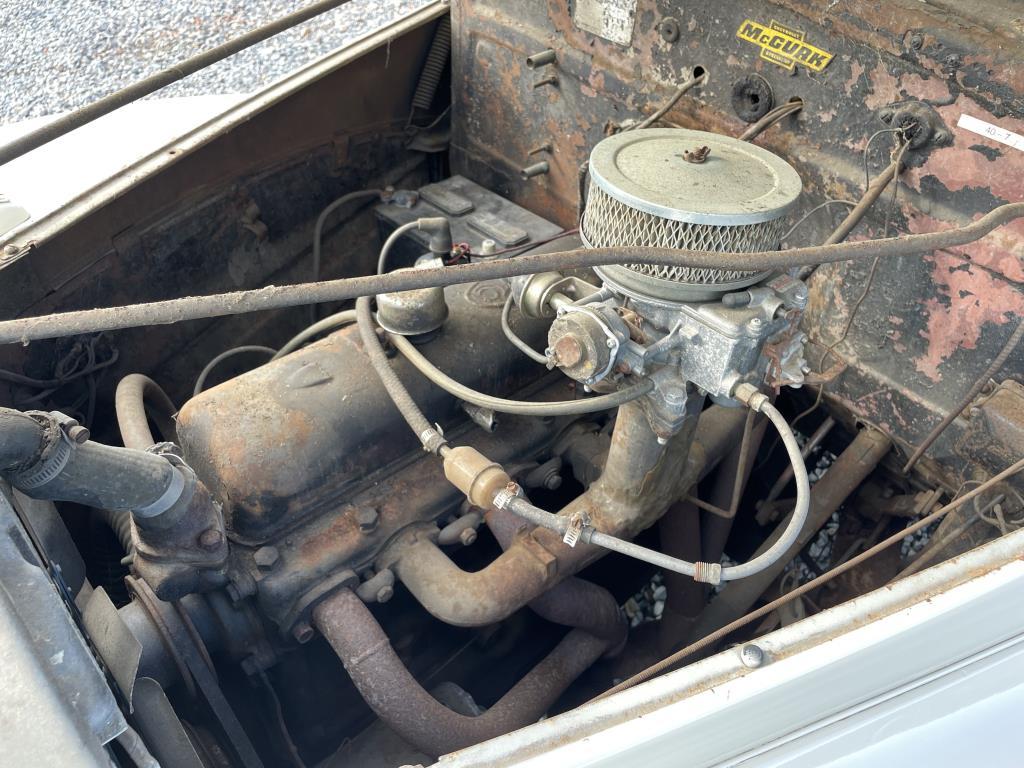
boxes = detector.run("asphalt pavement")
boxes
[0,0,428,125]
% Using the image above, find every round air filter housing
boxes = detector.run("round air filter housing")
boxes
[582,128,801,302]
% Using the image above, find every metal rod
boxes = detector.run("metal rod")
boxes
[823,156,901,246]
[898,494,1005,578]
[0,0,355,167]
[628,71,708,131]
[525,49,557,69]
[795,152,905,281]
[596,454,1024,700]
[727,410,756,517]
[903,321,1024,474]
[761,415,836,511]
[1,202,1022,345]
[685,495,731,518]
[687,427,891,640]
[737,100,802,142]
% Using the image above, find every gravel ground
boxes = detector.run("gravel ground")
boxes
[0,0,430,125]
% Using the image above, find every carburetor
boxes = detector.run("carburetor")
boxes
[515,128,809,432]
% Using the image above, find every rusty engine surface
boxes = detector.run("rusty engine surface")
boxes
[0,2,1022,768]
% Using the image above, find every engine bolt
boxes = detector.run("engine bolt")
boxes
[459,527,477,546]
[376,585,395,603]
[292,621,314,644]
[198,528,224,552]
[254,545,279,570]
[67,424,91,443]
[740,643,765,668]
[357,507,379,533]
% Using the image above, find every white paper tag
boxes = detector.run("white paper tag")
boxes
[957,114,1024,153]
[573,0,637,46]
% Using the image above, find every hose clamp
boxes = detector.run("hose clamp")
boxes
[562,510,592,548]
[12,411,79,490]
[133,463,188,518]
[491,482,522,510]
[419,425,448,455]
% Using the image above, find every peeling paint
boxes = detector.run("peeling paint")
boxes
[914,252,1024,382]
[907,211,1024,284]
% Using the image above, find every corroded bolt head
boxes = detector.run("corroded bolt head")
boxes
[198,528,224,552]
[459,528,477,546]
[552,334,584,367]
[357,507,379,533]
[254,545,279,570]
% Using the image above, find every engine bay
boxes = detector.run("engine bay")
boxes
[0,2,1022,767]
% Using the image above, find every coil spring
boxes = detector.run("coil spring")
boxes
[411,15,452,112]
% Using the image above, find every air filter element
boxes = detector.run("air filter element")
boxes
[582,128,801,302]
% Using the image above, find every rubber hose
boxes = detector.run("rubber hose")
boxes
[389,332,654,416]
[115,374,178,449]
[355,297,446,454]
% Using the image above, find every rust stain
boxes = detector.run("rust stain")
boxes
[863,63,901,111]
[844,58,865,97]
[298,510,360,564]
[899,73,951,103]
[914,252,1024,382]
[806,259,852,346]
[854,388,911,431]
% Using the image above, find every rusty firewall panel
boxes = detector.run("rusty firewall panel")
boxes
[449,0,1024,486]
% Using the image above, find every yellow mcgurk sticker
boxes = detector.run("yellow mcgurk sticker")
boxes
[736,19,833,72]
